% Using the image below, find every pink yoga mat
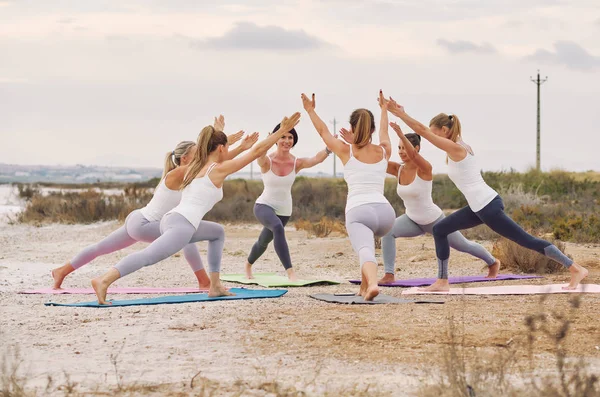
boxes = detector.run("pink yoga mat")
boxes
[19,287,207,295]
[401,284,600,295]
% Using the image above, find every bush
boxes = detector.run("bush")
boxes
[294,217,347,238]
[491,237,569,274]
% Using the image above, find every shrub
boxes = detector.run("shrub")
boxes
[491,237,569,274]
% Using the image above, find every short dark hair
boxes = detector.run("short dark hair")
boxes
[272,123,298,147]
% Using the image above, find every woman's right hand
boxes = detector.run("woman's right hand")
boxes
[387,97,405,116]
[339,128,355,144]
[280,112,301,132]
[301,93,315,112]
[389,122,405,137]
[214,114,225,131]
[227,130,244,145]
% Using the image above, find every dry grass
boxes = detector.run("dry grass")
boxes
[294,217,347,238]
[491,237,568,274]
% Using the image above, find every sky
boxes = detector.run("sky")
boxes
[1,0,599,175]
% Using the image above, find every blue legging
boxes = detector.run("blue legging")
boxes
[433,195,573,279]
[247,204,292,270]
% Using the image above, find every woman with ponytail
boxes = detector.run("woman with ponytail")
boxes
[302,90,394,301]
[244,122,335,281]
[53,117,247,290]
[91,113,301,305]
[341,121,499,284]
[385,97,588,291]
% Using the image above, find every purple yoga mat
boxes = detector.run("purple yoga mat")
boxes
[348,274,543,287]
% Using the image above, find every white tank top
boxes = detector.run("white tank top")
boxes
[255,156,297,216]
[396,166,443,225]
[168,163,224,229]
[447,141,497,212]
[343,145,390,213]
[139,177,182,222]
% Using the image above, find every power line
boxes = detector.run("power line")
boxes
[530,70,548,171]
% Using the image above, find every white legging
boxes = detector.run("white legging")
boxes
[70,209,204,272]
[345,203,395,267]
[114,213,225,277]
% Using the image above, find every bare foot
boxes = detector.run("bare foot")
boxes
[286,268,298,282]
[91,277,111,305]
[364,283,380,301]
[378,273,395,284]
[419,279,450,292]
[563,263,589,290]
[356,282,367,297]
[208,284,235,297]
[244,262,254,279]
[486,259,501,278]
[198,281,211,290]
[51,264,74,289]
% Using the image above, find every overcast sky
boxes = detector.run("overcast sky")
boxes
[1,0,599,174]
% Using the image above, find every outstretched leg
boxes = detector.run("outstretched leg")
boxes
[381,214,425,284]
[477,196,587,289]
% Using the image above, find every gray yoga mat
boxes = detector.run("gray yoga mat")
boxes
[309,293,444,305]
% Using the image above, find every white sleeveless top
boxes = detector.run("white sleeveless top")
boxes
[139,177,182,222]
[396,166,443,225]
[255,156,297,216]
[168,163,224,229]
[343,145,390,213]
[447,141,497,212]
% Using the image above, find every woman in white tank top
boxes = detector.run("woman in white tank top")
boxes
[91,113,301,304]
[52,117,251,291]
[302,90,395,301]
[341,123,497,284]
[385,96,588,291]
[245,123,334,281]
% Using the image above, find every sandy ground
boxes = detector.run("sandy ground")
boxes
[1,221,599,396]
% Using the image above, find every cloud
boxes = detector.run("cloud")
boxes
[436,39,496,54]
[525,41,600,71]
[192,22,330,51]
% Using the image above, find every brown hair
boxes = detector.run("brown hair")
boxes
[181,126,228,189]
[429,113,461,142]
[162,141,195,179]
[349,108,375,148]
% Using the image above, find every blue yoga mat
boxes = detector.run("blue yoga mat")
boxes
[45,288,287,308]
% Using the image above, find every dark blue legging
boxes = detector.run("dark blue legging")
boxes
[247,204,292,270]
[432,195,572,279]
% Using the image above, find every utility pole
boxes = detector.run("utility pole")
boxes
[530,70,547,171]
[331,117,337,177]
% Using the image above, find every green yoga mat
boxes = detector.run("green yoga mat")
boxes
[220,272,340,287]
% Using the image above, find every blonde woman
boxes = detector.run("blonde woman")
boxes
[386,97,588,291]
[91,113,301,304]
[302,90,394,301]
[53,117,246,290]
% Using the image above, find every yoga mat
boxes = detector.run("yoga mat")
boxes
[221,272,340,287]
[401,284,600,296]
[310,293,444,305]
[349,274,543,287]
[45,288,286,307]
[20,287,207,295]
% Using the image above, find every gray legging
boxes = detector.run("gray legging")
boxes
[346,203,395,267]
[70,209,204,272]
[247,203,292,270]
[114,213,224,277]
[382,213,496,274]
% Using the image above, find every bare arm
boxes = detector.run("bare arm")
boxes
[386,161,401,178]
[296,149,329,172]
[390,122,433,177]
[301,93,350,163]
[378,90,392,160]
[387,98,465,160]
[211,113,301,183]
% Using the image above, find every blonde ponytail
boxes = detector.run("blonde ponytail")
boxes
[162,141,196,179]
[182,126,228,189]
[349,108,375,148]
[429,113,462,163]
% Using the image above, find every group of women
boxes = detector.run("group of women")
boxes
[52,92,588,303]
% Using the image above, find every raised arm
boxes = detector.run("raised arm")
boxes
[301,93,350,163]
[378,90,392,160]
[212,113,301,182]
[386,161,401,178]
[387,98,465,160]
[390,122,432,176]
[296,134,337,172]
[225,132,259,160]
